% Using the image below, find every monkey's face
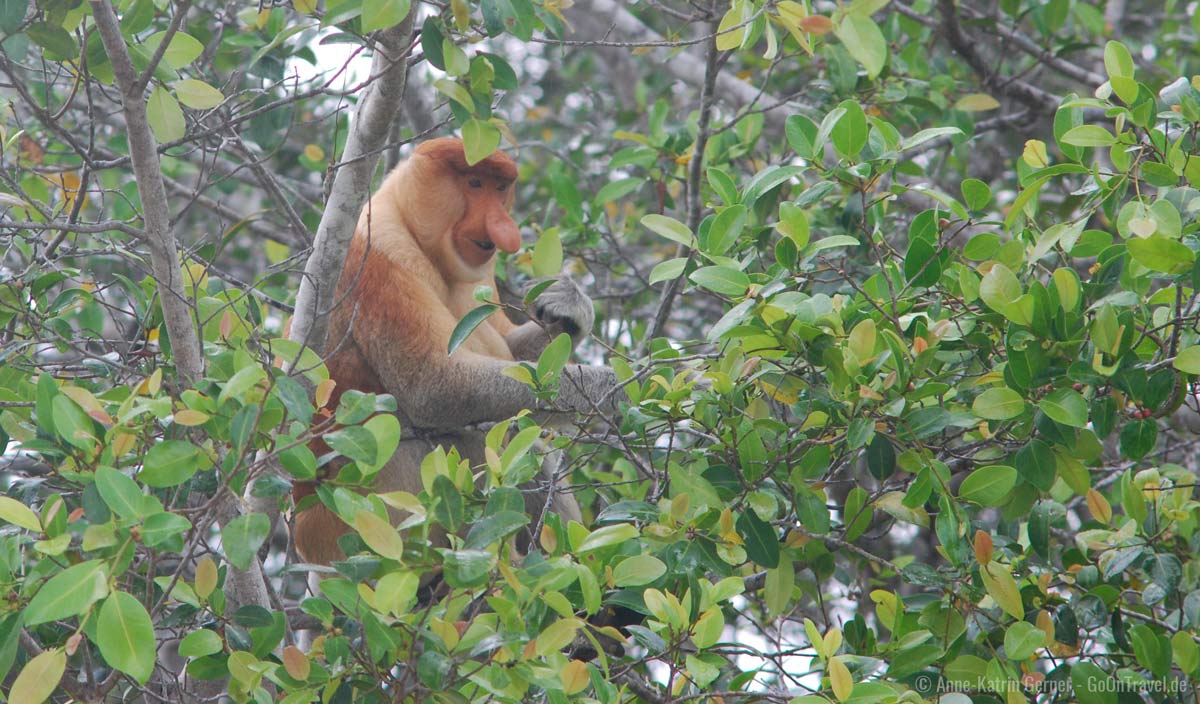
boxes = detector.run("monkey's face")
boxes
[398,138,522,283]
[448,171,520,273]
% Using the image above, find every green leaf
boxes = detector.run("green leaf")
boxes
[1060,125,1116,147]
[362,413,400,473]
[141,511,192,548]
[689,266,750,296]
[1173,345,1200,374]
[972,387,1025,420]
[9,649,66,704]
[178,629,223,658]
[25,559,108,625]
[830,99,868,159]
[612,554,667,587]
[1038,388,1089,428]
[808,235,861,254]
[52,395,95,450]
[173,79,224,109]
[95,467,146,520]
[1004,621,1045,660]
[146,86,185,143]
[461,118,500,166]
[641,214,694,247]
[1071,662,1117,704]
[140,440,204,488]
[434,78,473,110]
[714,0,747,51]
[706,205,747,256]
[1016,439,1057,491]
[536,332,571,381]
[448,303,498,355]
[865,434,895,480]
[1103,40,1134,79]
[325,425,378,467]
[979,263,1031,325]
[531,228,563,277]
[463,510,528,550]
[442,549,496,588]
[0,495,41,531]
[901,126,963,151]
[1119,418,1157,460]
[95,592,156,684]
[222,513,270,570]
[833,14,886,78]
[961,178,992,210]
[593,177,642,206]
[26,21,78,60]
[577,523,639,552]
[1127,236,1194,274]
[361,0,411,31]
[441,37,468,76]
[958,465,1018,506]
[0,0,28,34]
[144,31,204,69]
[736,509,780,568]
[649,257,688,284]
[776,203,809,249]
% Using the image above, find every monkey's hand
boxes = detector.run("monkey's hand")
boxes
[506,277,596,360]
[531,276,595,344]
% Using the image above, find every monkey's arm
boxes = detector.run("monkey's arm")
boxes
[351,287,618,431]
[401,354,619,430]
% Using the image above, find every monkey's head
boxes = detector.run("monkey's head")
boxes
[393,137,521,282]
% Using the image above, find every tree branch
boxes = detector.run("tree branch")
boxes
[88,0,204,385]
[569,0,806,131]
[646,25,721,345]
[936,0,1061,114]
[288,18,416,358]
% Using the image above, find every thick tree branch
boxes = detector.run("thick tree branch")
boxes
[88,0,204,385]
[288,19,416,358]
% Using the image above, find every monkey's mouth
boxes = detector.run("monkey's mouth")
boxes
[470,238,496,253]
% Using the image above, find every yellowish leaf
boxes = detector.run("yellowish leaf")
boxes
[281,645,310,680]
[954,93,1001,112]
[353,510,404,560]
[1022,139,1049,169]
[1086,488,1112,524]
[10,649,66,704]
[828,655,853,701]
[194,556,217,599]
[561,659,589,695]
[315,378,336,408]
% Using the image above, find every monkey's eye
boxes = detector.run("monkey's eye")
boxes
[468,178,483,188]
[496,182,509,192]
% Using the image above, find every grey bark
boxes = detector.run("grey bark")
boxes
[289,20,417,359]
[88,0,204,385]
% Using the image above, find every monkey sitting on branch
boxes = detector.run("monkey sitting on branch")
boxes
[292,137,621,566]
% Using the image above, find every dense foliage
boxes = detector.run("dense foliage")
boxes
[3,0,1200,701]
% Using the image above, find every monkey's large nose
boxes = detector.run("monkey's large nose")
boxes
[487,210,521,253]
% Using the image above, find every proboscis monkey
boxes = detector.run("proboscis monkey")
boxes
[293,137,619,565]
